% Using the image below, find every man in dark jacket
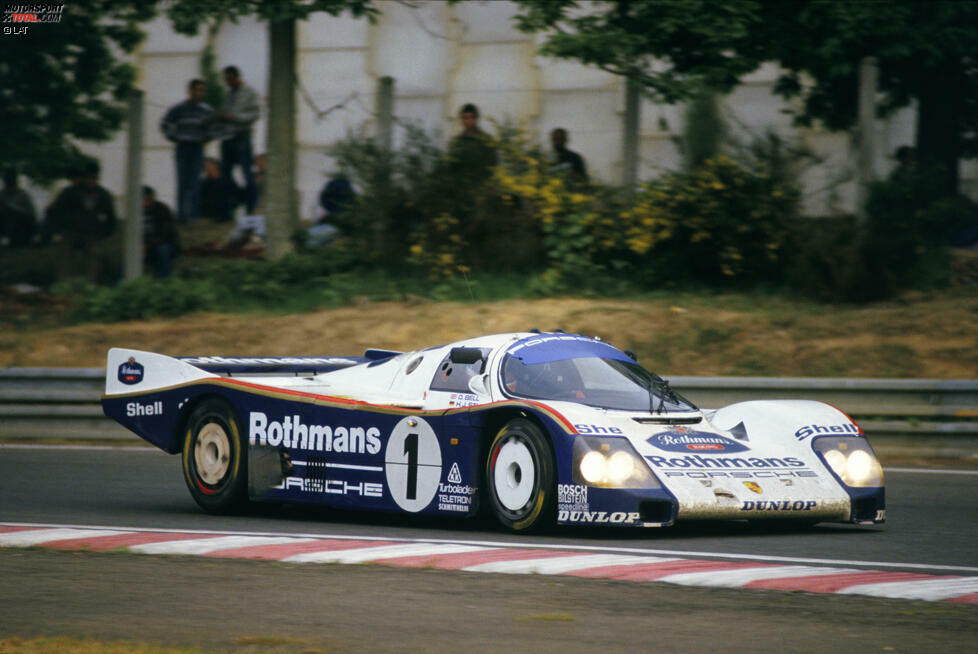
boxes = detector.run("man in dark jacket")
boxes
[160,79,214,223]
[143,186,180,278]
[550,127,588,183]
[47,160,117,282]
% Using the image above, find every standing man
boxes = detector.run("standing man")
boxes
[550,127,588,183]
[448,103,497,184]
[160,79,214,223]
[216,66,260,221]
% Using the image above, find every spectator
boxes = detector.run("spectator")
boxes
[216,66,260,221]
[0,168,37,247]
[889,146,917,184]
[448,103,497,184]
[307,173,355,247]
[550,127,588,183]
[142,186,180,278]
[160,79,214,223]
[47,160,117,282]
[318,173,355,224]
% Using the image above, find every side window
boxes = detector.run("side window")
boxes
[429,349,489,393]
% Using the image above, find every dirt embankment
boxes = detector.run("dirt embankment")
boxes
[2,292,976,378]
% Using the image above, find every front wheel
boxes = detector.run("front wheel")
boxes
[485,418,555,532]
[182,398,248,513]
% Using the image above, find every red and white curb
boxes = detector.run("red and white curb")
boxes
[2,523,976,604]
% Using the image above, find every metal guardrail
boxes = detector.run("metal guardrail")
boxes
[1,368,976,456]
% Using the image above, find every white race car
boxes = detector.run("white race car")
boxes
[103,331,885,532]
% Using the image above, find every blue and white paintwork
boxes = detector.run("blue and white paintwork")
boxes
[102,332,885,530]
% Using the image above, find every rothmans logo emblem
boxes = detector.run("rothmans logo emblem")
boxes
[743,481,763,494]
[647,430,751,454]
[118,357,144,385]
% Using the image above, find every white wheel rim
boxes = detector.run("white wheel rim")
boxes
[493,437,536,512]
[195,423,231,485]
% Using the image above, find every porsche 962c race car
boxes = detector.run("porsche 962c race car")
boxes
[103,332,885,532]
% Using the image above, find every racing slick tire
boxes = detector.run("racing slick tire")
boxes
[485,418,555,532]
[182,398,248,514]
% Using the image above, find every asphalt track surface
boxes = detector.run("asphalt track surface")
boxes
[1,446,977,652]
[1,446,976,570]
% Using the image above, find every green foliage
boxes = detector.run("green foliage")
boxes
[624,156,801,285]
[0,1,157,182]
[69,277,217,322]
[853,173,973,301]
[55,248,551,323]
[166,0,379,35]
[785,169,974,302]
[512,0,764,103]
[329,123,442,265]
[514,0,978,196]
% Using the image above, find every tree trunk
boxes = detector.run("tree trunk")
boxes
[915,58,963,198]
[265,18,297,259]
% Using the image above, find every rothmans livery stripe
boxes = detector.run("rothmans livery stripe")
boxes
[1,524,974,604]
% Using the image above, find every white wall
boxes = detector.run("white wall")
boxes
[67,0,971,224]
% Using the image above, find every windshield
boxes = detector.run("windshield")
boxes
[500,353,697,413]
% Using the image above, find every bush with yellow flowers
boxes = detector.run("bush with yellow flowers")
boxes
[332,123,801,289]
[490,125,637,291]
[624,156,800,284]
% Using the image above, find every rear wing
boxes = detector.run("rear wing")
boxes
[106,347,402,395]
[177,355,365,375]
[106,348,369,395]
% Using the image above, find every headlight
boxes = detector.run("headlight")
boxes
[573,436,660,488]
[813,436,884,487]
[846,449,875,485]
[579,451,607,484]
[607,451,635,484]
[823,449,846,477]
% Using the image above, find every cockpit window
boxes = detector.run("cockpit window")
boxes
[430,348,491,393]
[500,354,696,413]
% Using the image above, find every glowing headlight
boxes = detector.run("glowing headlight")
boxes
[824,449,847,477]
[813,436,883,487]
[607,451,635,484]
[579,451,607,484]
[572,436,661,489]
[846,449,875,485]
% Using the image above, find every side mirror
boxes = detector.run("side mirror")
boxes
[450,347,484,365]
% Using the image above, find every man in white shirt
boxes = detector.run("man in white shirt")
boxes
[216,66,260,221]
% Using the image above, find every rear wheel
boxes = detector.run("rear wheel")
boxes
[485,418,555,532]
[182,398,248,513]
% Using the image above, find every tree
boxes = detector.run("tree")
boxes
[756,0,978,198]
[514,0,978,198]
[166,0,378,258]
[0,1,156,182]
[513,0,765,104]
